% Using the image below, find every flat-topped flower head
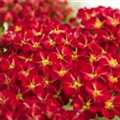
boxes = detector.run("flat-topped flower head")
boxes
[1,3,120,120]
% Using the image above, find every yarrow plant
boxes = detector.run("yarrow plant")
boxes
[0,0,120,120]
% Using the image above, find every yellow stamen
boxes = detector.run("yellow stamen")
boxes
[64,40,70,45]
[20,40,26,46]
[83,43,87,48]
[94,89,100,97]
[9,61,15,69]
[58,69,67,77]
[41,59,50,66]
[32,42,40,49]
[15,25,22,32]
[111,19,119,27]
[57,53,64,60]
[109,76,118,83]
[16,93,23,100]
[22,71,30,77]
[72,81,82,89]
[27,57,33,62]
[89,73,97,79]
[49,39,56,46]
[72,51,78,60]
[94,19,103,29]
[89,55,97,63]
[54,90,61,98]
[105,101,113,110]
[43,78,50,85]
[101,49,107,54]
[29,82,36,89]
[82,101,91,110]
[50,29,63,35]
[107,34,115,41]
[109,59,118,68]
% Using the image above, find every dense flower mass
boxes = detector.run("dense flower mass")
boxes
[0,0,72,32]
[0,0,120,120]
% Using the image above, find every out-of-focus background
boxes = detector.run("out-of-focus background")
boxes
[68,0,120,15]
[67,0,120,120]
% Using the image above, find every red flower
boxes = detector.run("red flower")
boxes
[85,81,111,103]
[62,73,84,97]
[101,95,120,119]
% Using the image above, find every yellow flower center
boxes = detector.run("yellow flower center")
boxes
[64,40,70,45]
[105,101,113,110]
[9,61,15,69]
[22,71,30,77]
[41,59,50,66]
[20,40,26,46]
[89,55,97,63]
[16,93,23,100]
[54,90,61,98]
[32,42,40,49]
[49,39,56,46]
[111,19,119,27]
[107,34,115,41]
[101,49,107,54]
[29,82,36,89]
[58,69,67,77]
[27,57,33,62]
[83,43,87,48]
[15,25,22,32]
[72,81,82,89]
[94,19,103,29]
[71,51,78,60]
[109,76,118,83]
[82,101,91,110]
[50,29,63,35]
[94,89,100,97]
[57,53,64,60]
[43,78,50,85]
[109,59,118,67]
[89,73,97,78]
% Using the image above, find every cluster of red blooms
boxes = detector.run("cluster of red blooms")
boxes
[0,0,72,29]
[0,0,120,120]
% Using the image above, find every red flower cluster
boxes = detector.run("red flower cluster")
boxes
[0,0,72,32]
[0,1,120,120]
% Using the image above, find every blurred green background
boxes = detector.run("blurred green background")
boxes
[91,116,119,120]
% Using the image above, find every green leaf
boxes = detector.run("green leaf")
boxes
[0,25,4,34]
[63,99,73,111]
[91,116,120,120]
[63,103,73,111]
[50,11,56,18]
[117,49,120,54]
[89,29,94,35]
